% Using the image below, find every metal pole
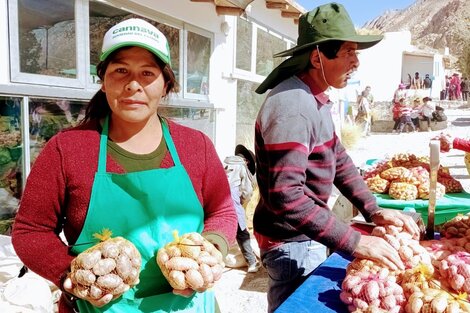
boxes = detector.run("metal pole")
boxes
[427,140,440,239]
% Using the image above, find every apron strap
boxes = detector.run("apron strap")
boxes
[161,118,181,166]
[97,115,110,173]
[97,115,181,173]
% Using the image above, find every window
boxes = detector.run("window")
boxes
[185,28,211,98]
[256,28,287,76]
[236,80,264,144]
[236,18,252,72]
[159,106,216,141]
[0,96,23,234]
[8,0,87,88]
[88,1,181,85]
[234,17,292,79]
[29,97,87,162]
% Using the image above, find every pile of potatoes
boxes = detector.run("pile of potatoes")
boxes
[341,215,470,312]
[340,268,406,313]
[440,214,470,238]
[438,251,470,295]
[371,225,432,269]
[68,236,141,301]
[363,153,463,200]
[405,288,470,313]
[156,232,224,292]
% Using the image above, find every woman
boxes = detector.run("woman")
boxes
[12,18,237,313]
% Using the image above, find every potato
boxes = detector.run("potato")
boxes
[157,231,225,292]
[68,235,141,302]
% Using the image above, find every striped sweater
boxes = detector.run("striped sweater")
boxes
[253,75,380,255]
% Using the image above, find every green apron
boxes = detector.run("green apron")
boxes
[71,116,214,313]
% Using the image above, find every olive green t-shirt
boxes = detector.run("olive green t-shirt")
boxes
[107,136,167,172]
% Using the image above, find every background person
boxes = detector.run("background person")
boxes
[224,144,260,273]
[420,96,434,131]
[354,90,371,136]
[253,3,420,312]
[12,18,237,313]
[397,100,416,133]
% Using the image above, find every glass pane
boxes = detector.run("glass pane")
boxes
[158,106,215,141]
[256,29,287,76]
[236,18,252,71]
[187,31,210,95]
[0,96,22,234]
[236,80,264,145]
[17,0,76,77]
[29,98,87,164]
[89,1,181,84]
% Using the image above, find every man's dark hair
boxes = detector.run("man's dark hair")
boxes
[317,40,344,59]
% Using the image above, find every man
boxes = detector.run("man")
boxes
[364,85,374,105]
[253,3,420,312]
[423,74,432,89]
[411,72,423,89]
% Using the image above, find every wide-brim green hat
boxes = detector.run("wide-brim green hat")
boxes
[256,2,383,94]
[255,50,311,94]
[276,3,383,57]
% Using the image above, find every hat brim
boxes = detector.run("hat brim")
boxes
[274,34,384,58]
[100,42,171,65]
[235,144,256,175]
[255,51,311,94]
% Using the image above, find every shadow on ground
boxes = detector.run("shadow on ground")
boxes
[451,118,470,127]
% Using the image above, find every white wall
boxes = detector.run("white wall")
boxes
[351,31,412,102]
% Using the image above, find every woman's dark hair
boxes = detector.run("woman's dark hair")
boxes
[80,47,179,124]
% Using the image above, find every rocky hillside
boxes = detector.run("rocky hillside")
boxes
[363,0,470,57]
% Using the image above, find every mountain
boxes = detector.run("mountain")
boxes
[363,0,470,57]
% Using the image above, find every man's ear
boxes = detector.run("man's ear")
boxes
[309,49,321,69]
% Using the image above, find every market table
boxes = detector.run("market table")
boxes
[374,192,470,225]
[274,252,353,313]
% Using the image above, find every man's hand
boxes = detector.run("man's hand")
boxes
[371,209,421,239]
[63,277,115,307]
[353,235,405,271]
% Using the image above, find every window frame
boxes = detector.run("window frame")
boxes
[7,0,215,104]
[233,17,294,82]
[182,24,213,101]
[8,0,89,89]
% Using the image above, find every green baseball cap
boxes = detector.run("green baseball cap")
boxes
[255,2,383,94]
[100,18,171,65]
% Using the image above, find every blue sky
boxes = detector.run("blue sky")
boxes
[295,0,416,27]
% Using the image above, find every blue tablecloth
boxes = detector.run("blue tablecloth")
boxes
[275,252,353,313]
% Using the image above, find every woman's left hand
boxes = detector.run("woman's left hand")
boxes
[371,209,421,239]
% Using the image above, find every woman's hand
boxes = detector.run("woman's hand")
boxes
[63,277,114,307]
[352,235,404,271]
[371,209,421,239]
